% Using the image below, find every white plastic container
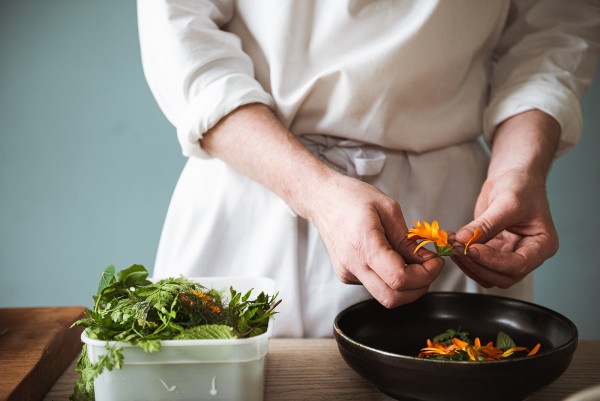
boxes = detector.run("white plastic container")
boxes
[82,277,276,401]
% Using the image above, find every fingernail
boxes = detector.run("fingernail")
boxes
[416,248,435,260]
[467,247,480,260]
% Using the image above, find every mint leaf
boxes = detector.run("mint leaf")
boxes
[117,264,149,286]
[433,328,470,344]
[176,324,235,339]
[97,265,116,295]
[496,331,516,351]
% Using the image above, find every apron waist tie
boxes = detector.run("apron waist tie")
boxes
[298,134,387,178]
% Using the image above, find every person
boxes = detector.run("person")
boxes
[137,0,600,337]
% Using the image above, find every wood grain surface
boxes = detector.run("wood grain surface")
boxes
[0,307,85,401]
[44,338,600,401]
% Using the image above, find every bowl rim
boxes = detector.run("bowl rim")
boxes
[333,291,578,365]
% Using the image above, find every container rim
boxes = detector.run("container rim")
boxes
[81,318,273,347]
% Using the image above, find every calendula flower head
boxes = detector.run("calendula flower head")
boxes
[407,220,484,257]
[406,220,455,256]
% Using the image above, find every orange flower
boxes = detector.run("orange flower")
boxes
[180,291,221,313]
[464,227,482,255]
[191,291,212,301]
[406,220,453,256]
[418,335,542,361]
[407,220,487,257]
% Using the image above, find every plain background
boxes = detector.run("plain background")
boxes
[1,2,599,338]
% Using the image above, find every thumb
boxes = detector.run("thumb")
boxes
[455,209,515,246]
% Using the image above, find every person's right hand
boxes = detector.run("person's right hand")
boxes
[305,172,445,308]
[201,104,444,308]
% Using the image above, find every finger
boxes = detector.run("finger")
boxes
[374,199,439,264]
[333,265,362,285]
[350,262,432,308]
[360,229,445,291]
[455,206,518,246]
[454,243,537,288]
[398,236,440,264]
[376,200,430,263]
[451,253,497,288]
[471,237,551,275]
[376,199,407,246]
[455,222,487,247]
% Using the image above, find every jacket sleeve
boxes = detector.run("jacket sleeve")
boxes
[484,0,600,156]
[137,0,274,158]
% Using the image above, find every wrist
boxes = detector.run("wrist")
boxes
[487,109,561,183]
[282,156,343,220]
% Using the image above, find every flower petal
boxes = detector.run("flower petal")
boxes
[414,239,433,253]
[436,230,450,247]
[431,220,440,239]
[467,346,479,361]
[464,227,482,255]
[527,343,541,356]
[501,346,528,358]
[452,337,469,349]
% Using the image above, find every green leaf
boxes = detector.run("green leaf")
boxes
[496,331,516,351]
[176,324,236,340]
[175,324,236,339]
[236,316,251,334]
[138,339,162,353]
[432,328,470,344]
[70,343,124,401]
[110,310,122,323]
[117,264,149,287]
[249,327,265,337]
[97,265,116,295]
[229,288,241,308]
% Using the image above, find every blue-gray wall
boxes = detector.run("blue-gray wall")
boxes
[1,1,599,338]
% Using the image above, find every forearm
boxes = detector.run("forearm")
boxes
[487,109,561,185]
[199,103,338,219]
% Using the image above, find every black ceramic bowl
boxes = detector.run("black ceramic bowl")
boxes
[334,292,578,401]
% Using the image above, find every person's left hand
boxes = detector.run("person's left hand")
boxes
[451,169,559,288]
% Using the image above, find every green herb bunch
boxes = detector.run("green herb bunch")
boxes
[70,264,280,401]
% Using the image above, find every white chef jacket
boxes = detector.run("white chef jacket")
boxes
[137,0,600,337]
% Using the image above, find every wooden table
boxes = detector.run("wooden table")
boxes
[0,307,85,401]
[45,339,600,401]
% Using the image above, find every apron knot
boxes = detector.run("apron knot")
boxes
[298,134,387,178]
